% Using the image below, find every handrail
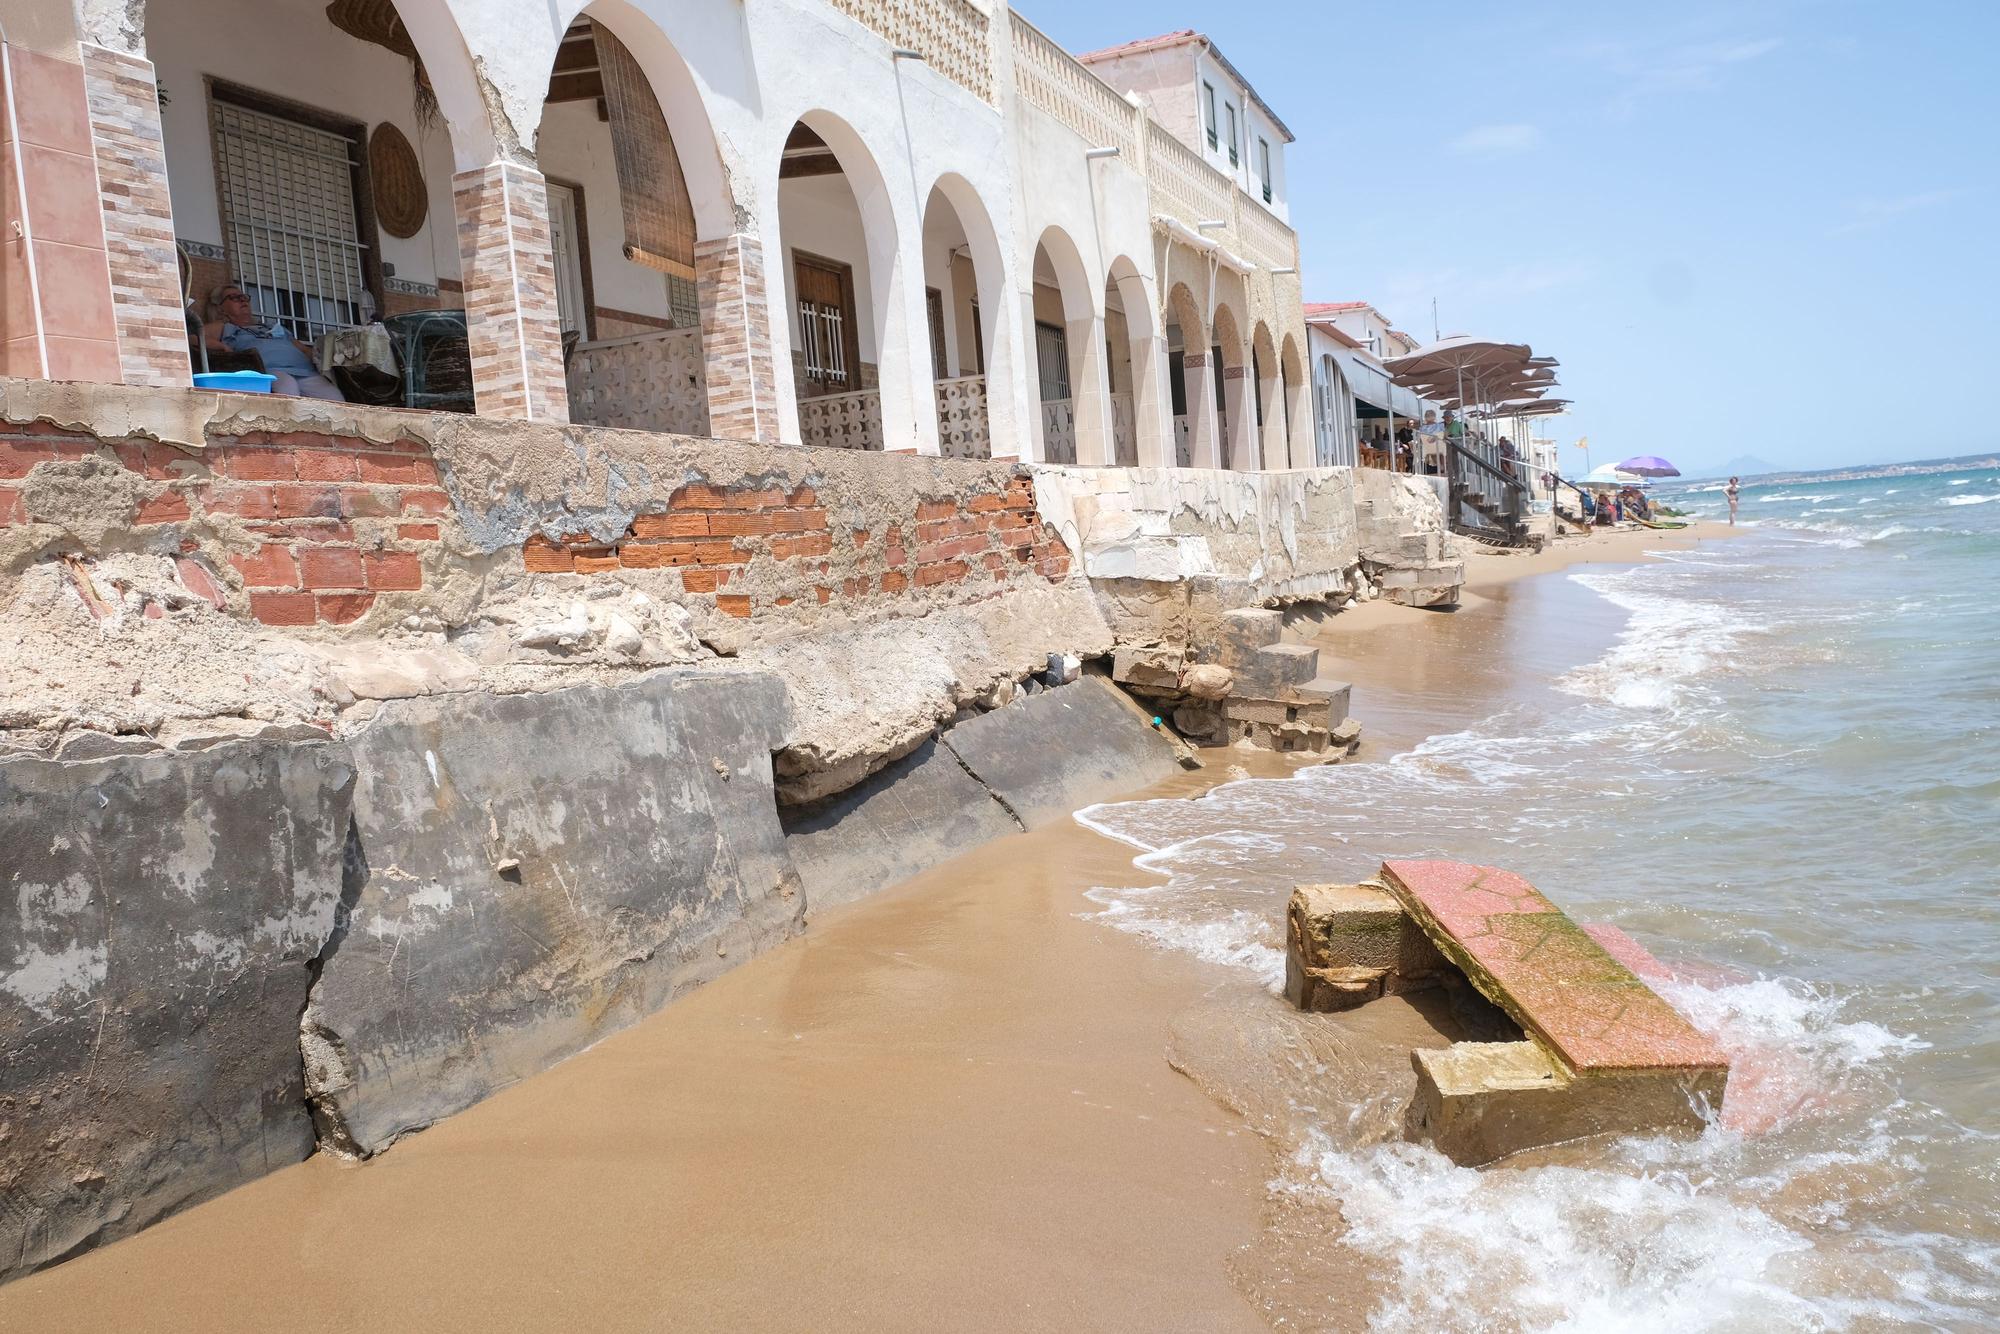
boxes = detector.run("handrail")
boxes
[1447,438,1522,492]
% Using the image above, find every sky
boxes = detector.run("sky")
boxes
[1020,0,2000,473]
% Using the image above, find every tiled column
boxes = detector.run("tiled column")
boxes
[1129,332,1174,468]
[1223,364,1260,470]
[1179,351,1222,469]
[694,233,779,443]
[452,161,569,422]
[81,44,187,387]
[1258,362,1287,471]
[1,42,120,382]
[1068,313,1115,467]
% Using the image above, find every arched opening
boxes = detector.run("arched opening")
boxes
[1252,320,1280,470]
[538,6,734,436]
[150,0,483,406]
[1211,301,1254,469]
[1163,281,1213,468]
[1030,226,1103,465]
[1279,332,1310,470]
[1313,353,1357,467]
[1104,256,1168,468]
[777,112,902,451]
[920,177,999,458]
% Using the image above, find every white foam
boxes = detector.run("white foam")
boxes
[1948,478,1971,485]
[1942,493,1999,506]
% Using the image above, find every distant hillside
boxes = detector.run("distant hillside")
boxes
[1681,454,1783,480]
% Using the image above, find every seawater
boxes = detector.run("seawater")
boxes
[1076,465,2000,1331]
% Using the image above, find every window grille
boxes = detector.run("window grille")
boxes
[798,300,848,384]
[668,275,700,329]
[1034,321,1070,402]
[210,99,368,341]
[1226,104,1238,165]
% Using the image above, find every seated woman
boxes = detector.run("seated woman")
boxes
[203,286,344,401]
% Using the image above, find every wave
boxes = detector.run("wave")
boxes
[1949,478,1971,485]
[1942,493,1999,506]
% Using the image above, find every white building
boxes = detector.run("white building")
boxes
[0,0,1312,469]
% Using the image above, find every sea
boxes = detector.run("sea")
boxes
[1075,461,2000,1331]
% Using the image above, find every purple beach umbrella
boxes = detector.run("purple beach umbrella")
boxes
[1615,455,1681,477]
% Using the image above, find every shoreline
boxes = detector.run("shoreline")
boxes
[0,522,1735,1331]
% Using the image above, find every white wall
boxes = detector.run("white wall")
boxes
[779,171,878,363]
[537,98,676,326]
[151,0,461,290]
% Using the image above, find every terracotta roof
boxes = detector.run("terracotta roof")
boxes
[1306,320,1364,349]
[1077,30,1295,143]
[1304,301,1373,315]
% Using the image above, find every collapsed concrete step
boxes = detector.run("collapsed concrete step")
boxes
[1219,677,1354,753]
[1284,860,1730,1165]
[1371,559,1465,608]
[1233,641,1319,695]
[0,736,356,1283]
[1217,607,1284,657]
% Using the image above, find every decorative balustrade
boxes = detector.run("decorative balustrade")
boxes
[934,374,991,458]
[1109,390,1136,466]
[1235,193,1298,270]
[798,388,885,451]
[829,0,992,102]
[1145,121,1234,232]
[567,328,709,436]
[1040,398,1077,464]
[1008,12,1138,158]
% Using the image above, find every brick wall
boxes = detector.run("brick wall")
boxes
[519,474,1070,618]
[1,421,448,627]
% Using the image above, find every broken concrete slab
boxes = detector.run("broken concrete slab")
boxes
[1284,883,1452,1012]
[941,677,1181,829]
[0,738,355,1283]
[304,669,803,1156]
[781,737,1021,914]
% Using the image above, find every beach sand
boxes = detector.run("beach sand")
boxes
[0,523,1737,1333]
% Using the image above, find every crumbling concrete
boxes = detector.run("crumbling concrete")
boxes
[0,737,355,1283]
[304,670,802,1156]
[1353,468,1463,608]
[1285,861,1730,1165]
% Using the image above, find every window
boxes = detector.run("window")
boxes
[1225,103,1238,165]
[925,287,948,380]
[1203,83,1218,149]
[209,90,372,341]
[1034,321,1070,402]
[1258,138,1272,203]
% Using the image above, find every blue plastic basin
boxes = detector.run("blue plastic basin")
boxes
[193,371,276,393]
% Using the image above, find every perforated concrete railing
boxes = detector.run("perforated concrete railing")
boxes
[1008,12,1138,158]
[1109,390,1136,466]
[935,374,992,458]
[1236,194,1298,271]
[1146,121,1235,231]
[797,388,885,450]
[830,0,993,102]
[567,329,710,436]
[1040,398,1077,463]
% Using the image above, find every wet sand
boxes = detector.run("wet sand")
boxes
[0,523,1735,1333]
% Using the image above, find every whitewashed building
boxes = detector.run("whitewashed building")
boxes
[0,0,1311,468]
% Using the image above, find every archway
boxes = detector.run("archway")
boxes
[1163,281,1214,468]
[920,176,1002,458]
[1313,353,1357,467]
[1029,225,1108,465]
[1279,332,1310,470]
[1252,321,1281,470]
[776,111,905,451]
[1211,301,1254,470]
[1104,256,1171,468]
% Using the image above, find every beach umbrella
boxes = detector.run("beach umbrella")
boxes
[1615,454,1680,477]
[1584,464,1646,486]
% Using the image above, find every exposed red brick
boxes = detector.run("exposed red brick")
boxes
[174,557,226,609]
[257,519,354,544]
[706,510,781,537]
[0,439,91,478]
[317,592,376,624]
[914,560,970,587]
[571,549,620,574]
[263,431,340,450]
[295,450,362,483]
[365,551,424,590]
[134,490,191,525]
[770,532,833,560]
[851,527,870,547]
[230,543,298,588]
[340,488,395,519]
[773,595,795,606]
[787,486,816,506]
[814,585,833,605]
[112,440,186,479]
[200,484,279,520]
[274,485,344,519]
[667,483,734,509]
[966,493,1008,513]
[220,447,296,481]
[619,541,699,569]
[694,541,752,565]
[249,591,317,626]
[884,545,908,568]
[357,453,440,486]
[724,487,790,510]
[396,523,441,542]
[522,537,573,572]
[716,594,753,617]
[631,512,709,539]
[770,508,829,533]
[399,490,451,517]
[682,568,729,593]
[0,488,23,526]
[299,546,366,590]
[917,499,957,521]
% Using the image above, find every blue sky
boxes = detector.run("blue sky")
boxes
[1022,0,1999,473]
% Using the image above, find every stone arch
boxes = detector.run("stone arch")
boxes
[920,173,1006,457]
[1103,254,1170,467]
[1251,320,1281,469]
[1211,301,1255,469]
[1279,331,1310,470]
[1029,224,1108,464]
[1164,280,1214,467]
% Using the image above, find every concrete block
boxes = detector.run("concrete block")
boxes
[782,738,1020,913]
[1217,607,1283,655]
[1405,1041,1727,1166]
[305,669,803,1156]
[941,677,1180,829]
[0,739,355,1282]
[1111,644,1184,690]
[1233,642,1319,694]
[1222,695,1337,729]
[1283,883,1450,1011]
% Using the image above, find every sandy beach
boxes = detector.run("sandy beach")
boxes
[0,524,1741,1332]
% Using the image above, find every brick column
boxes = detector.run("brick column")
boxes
[80,44,187,387]
[452,161,569,422]
[1223,364,1260,470]
[694,233,778,443]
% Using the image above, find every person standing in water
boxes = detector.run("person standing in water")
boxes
[1725,476,1741,525]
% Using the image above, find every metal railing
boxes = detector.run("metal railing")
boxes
[1445,436,1528,543]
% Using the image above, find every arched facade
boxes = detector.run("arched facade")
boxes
[1104,254,1172,468]
[1211,300,1255,470]
[1279,332,1310,470]
[1251,320,1281,471]
[1163,280,1216,468]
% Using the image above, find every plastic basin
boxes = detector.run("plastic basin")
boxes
[192,371,276,393]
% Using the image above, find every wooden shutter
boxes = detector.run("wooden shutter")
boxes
[595,25,696,280]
